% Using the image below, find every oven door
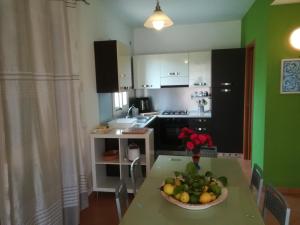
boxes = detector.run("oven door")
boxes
[157,118,189,153]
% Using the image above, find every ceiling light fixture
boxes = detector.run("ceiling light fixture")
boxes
[144,0,173,31]
[290,27,300,50]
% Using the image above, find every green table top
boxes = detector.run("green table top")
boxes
[120,155,265,225]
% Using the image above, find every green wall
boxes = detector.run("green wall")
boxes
[264,3,300,187]
[241,0,268,170]
[242,0,300,187]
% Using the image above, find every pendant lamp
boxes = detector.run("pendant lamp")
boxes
[144,0,173,31]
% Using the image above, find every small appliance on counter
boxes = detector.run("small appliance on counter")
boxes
[126,143,140,161]
[133,97,152,113]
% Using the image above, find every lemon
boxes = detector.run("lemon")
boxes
[163,184,175,195]
[209,192,217,201]
[180,192,190,203]
[199,192,212,204]
[174,193,182,200]
[175,178,181,186]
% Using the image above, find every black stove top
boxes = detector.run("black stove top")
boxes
[162,110,189,115]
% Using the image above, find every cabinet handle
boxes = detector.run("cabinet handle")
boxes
[220,89,231,93]
[150,85,153,87]
[220,82,231,86]
[177,72,180,75]
[146,84,150,87]
[169,72,176,76]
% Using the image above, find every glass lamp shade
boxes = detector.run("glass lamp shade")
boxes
[144,10,174,31]
[290,27,300,50]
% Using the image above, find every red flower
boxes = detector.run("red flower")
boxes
[198,134,207,145]
[190,133,198,141]
[193,138,201,145]
[182,127,194,134]
[186,141,195,150]
[178,132,186,139]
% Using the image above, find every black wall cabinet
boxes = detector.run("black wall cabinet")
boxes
[94,40,132,93]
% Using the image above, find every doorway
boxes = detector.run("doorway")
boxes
[243,43,255,160]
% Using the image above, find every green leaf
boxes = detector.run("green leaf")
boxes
[164,177,175,185]
[185,162,197,175]
[218,176,228,187]
[205,171,213,177]
[173,185,184,195]
[174,171,182,177]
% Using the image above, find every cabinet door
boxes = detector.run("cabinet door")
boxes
[211,48,245,153]
[117,42,132,91]
[189,51,211,87]
[160,53,189,77]
[94,41,119,93]
[133,55,161,89]
[212,49,245,87]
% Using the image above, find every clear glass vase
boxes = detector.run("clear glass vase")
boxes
[192,150,201,170]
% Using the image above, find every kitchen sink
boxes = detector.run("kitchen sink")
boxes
[108,116,152,128]
[135,116,151,123]
[108,118,137,128]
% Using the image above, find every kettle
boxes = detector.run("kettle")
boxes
[127,143,140,161]
[134,97,152,113]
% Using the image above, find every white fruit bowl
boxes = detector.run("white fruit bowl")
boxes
[160,187,228,210]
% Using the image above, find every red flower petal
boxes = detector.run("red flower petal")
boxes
[186,141,195,150]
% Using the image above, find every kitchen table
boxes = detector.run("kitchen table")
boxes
[119,155,265,225]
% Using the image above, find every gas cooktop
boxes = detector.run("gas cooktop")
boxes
[162,110,189,115]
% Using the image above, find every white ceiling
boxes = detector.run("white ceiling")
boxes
[100,0,256,28]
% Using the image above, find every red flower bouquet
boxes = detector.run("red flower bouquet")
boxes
[178,127,213,168]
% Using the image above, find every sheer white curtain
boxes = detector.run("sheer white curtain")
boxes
[0,0,89,224]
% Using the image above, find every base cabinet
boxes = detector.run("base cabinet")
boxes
[90,129,154,193]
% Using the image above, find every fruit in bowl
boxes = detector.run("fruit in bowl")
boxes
[160,162,228,210]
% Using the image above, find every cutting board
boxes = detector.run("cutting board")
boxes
[122,128,148,134]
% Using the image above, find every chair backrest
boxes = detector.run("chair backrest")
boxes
[250,163,263,206]
[263,184,291,225]
[130,157,142,196]
[115,180,129,222]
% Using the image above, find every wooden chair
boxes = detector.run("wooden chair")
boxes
[115,180,129,222]
[263,184,291,225]
[130,157,142,196]
[250,163,263,206]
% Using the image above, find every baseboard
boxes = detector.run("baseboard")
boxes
[277,187,300,195]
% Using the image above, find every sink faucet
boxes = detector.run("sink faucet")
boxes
[126,104,136,118]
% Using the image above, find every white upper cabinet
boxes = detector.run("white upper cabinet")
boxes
[133,51,212,89]
[160,53,189,78]
[133,54,161,89]
[117,42,132,90]
[188,51,211,87]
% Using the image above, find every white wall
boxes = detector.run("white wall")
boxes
[78,0,133,131]
[133,20,241,54]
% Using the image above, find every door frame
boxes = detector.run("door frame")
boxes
[243,43,255,160]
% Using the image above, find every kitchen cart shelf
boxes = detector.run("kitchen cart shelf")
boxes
[90,128,154,193]
[120,154,146,165]
[95,154,146,165]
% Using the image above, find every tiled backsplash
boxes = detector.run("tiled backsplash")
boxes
[135,87,211,112]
